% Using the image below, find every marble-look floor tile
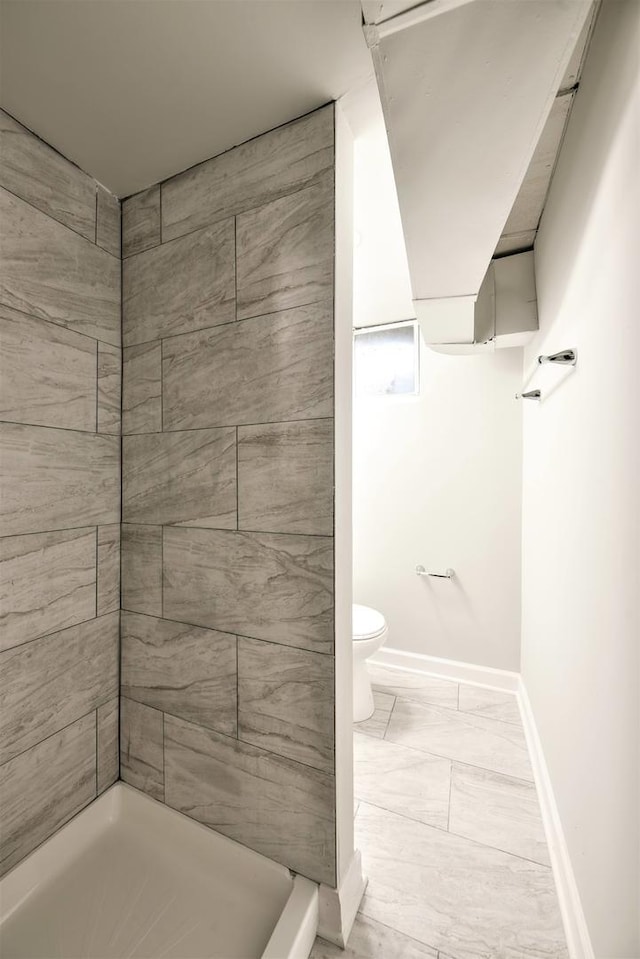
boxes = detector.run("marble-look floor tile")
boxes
[0,712,96,877]
[122,341,162,434]
[123,218,235,346]
[163,527,334,654]
[0,527,96,651]
[385,699,533,782]
[0,422,119,537]
[238,419,333,535]
[120,697,164,801]
[122,185,161,257]
[97,341,121,435]
[369,662,458,710]
[356,802,567,959]
[310,914,438,958]
[457,685,522,725]
[354,690,396,740]
[97,524,120,616]
[96,185,121,258]
[238,636,334,772]
[97,698,119,794]
[449,763,550,865]
[164,714,336,885]
[0,187,120,346]
[353,733,450,829]
[236,172,333,320]
[0,305,97,432]
[162,104,334,242]
[123,428,237,528]
[162,301,333,431]
[121,611,237,737]
[121,524,162,617]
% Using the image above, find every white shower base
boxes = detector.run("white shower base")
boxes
[0,783,318,959]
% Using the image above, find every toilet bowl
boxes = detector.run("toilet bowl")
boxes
[353,604,388,723]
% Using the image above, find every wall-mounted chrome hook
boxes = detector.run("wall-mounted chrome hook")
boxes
[515,390,541,401]
[538,349,577,366]
[415,565,455,579]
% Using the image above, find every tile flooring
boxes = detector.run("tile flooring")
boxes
[311,663,566,959]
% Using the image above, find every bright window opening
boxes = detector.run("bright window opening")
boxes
[354,320,419,397]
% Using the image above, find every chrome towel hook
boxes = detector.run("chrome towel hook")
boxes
[538,348,577,366]
[515,389,541,401]
[416,565,455,579]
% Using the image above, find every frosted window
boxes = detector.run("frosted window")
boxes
[354,321,419,397]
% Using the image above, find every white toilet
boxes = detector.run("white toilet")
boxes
[352,604,388,723]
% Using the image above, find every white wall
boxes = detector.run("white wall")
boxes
[521,2,640,955]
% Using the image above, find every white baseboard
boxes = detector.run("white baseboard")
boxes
[371,646,520,692]
[317,849,367,948]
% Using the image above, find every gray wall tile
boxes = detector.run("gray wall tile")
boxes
[96,185,121,258]
[0,109,96,241]
[162,301,333,431]
[236,172,334,320]
[163,527,333,654]
[121,524,162,616]
[164,714,336,884]
[97,341,121,435]
[0,423,120,536]
[162,105,334,242]
[0,527,96,652]
[0,611,119,765]
[0,712,96,877]
[97,524,120,616]
[97,698,119,794]
[0,305,97,432]
[238,636,334,772]
[122,341,162,434]
[238,419,333,535]
[121,611,237,737]
[122,185,161,258]
[123,428,236,528]
[123,218,235,346]
[120,697,164,800]
[0,187,120,346]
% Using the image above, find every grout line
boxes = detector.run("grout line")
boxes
[0,418,120,438]
[161,712,166,802]
[94,187,98,245]
[95,526,99,616]
[0,704,106,770]
[159,183,163,245]
[95,707,99,795]
[446,760,453,831]
[235,426,239,530]
[122,415,334,436]
[118,519,332,540]
[0,608,119,656]
[235,638,239,738]
[95,339,100,433]
[0,300,119,347]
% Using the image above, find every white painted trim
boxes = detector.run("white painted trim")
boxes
[318,849,367,948]
[371,646,520,692]
[262,877,319,959]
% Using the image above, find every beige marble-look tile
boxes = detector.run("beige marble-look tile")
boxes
[0,109,96,241]
[353,732,450,830]
[97,341,121,435]
[356,802,567,959]
[310,915,438,959]
[0,305,97,432]
[0,187,120,346]
[238,636,334,772]
[0,422,119,537]
[457,685,522,725]
[0,611,119,765]
[369,662,459,710]
[236,171,334,320]
[123,218,235,346]
[97,697,119,794]
[0,712,96,877]
[123,428,237,528]
[97,524,120,616]
[449,763,550,866]
[163,301,333,431]
[164,713,336,884]
[163,527,333,654]
[120,697,164,801]
[122,185,161,257]
[238,419,333,535]
[385,699,533,782]
[96,185,121,258]
[121,524,162,616]
[0,527,96,652]
[162,104,334,242]
[121,611,237,737]
[354,690,396,740]
[122,340,162,434]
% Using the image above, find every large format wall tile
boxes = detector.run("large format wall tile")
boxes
[121,611,237,736]
[0,188,120,346]
[163,527,334,653]
[121,525,162,616]
[238,419,333,535]
[120,697,164,801]
[238,637,334,772]
[236,173,334,320]
[162,105,334,242]
[97,524,120,616]
[97,342,121,435]
[96,185,121,258]
[0,611,118,765]
[0,527,96,652]
[97,698,119,794]
[0,423,119,536]
[164,714,336,884]
[122,185,161,258]
[0,712,96,877]
[163,301,333,430]
[123,218,235,346]
[123,428,237,528]
[0,110,96,241]
[0,305,97,432]
[122,341,162,434]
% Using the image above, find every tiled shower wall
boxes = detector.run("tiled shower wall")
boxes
[0,111,121,876]
[120,104,337,886]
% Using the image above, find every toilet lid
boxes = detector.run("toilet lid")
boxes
[353,604,387,641]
